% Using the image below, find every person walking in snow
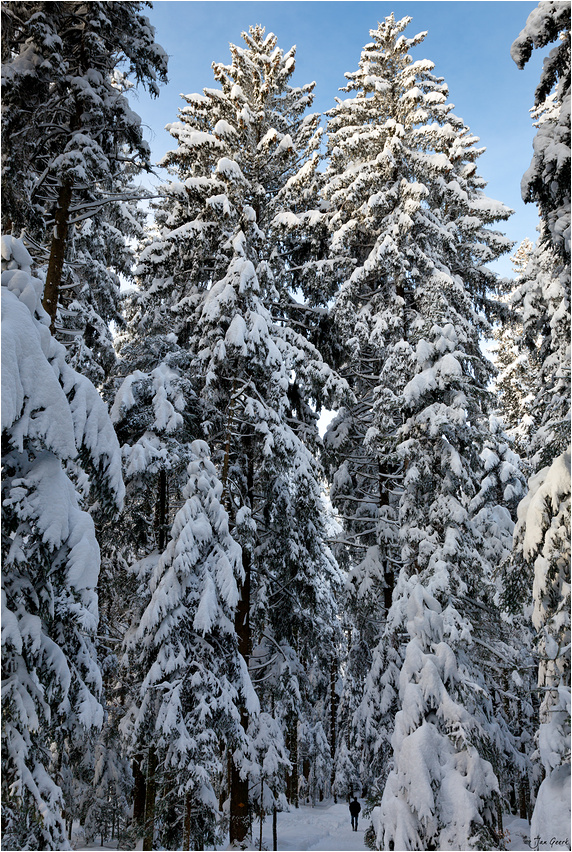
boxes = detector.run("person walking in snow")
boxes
[349,797,361,831]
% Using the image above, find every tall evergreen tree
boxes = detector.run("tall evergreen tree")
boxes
[492,239,537,457]
[1,237,124,850]
[127,25,348,846]
[511,1,570,260]
[123,440,256,850]
[316,15,525,847]
[1,1,167,377]
[510,0,570,467]
[104,315,202,846]
[510,3,571,842]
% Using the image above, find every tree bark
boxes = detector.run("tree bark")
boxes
[229,546,252,845]
[221,378,238,510]
[229,441,254,846]
[183,792,192,851]
[229,714,251,844]
[132,754,146,828]
[286,716,299,807]
[272,804,278,852]
[496,801,505,849]
[258,779,264,851]
[302,757,311,802]
[43,179,73,332]
[376,459,396,613]
[329,654,338,800]
[156,469,168,550]
[142,747,157,851]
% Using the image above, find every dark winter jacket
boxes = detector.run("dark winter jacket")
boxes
[349,800,361,816]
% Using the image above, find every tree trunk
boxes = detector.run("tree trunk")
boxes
[302,756,311,805]
[229,439,254,845]
[156,469,168,550]
[286,717,299,807]
[229,442,254,846]
[519,741,531,820]
[383,570,395,612]
[496,800,505,849]
[258,779,264,851]
[230,748,250,846]
[272,804,278,852]
[329,655,338,800]
[229,544,252,845]
[183,793,192,851]
[378,461,395,613]
[519,776,529,821]
[395,276,408,339]
[132,754,146,828]
[142,747,157,851]
[221,378,239,511]
[42,179,73,332]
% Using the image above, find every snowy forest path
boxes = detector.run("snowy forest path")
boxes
[243,799,368,851]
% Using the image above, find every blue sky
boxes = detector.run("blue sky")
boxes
[133,1,545,276]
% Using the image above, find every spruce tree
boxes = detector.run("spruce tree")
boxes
[123,441,255,850]
[511,3,571,841]
[492,239,537,457]
[511,1,570,260]
[104,316,202,846]
[1,1,167,377]
[1,237,124,850]
[128,25,348,845]
[318,15,525,847]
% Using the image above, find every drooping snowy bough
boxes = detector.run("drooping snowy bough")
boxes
[1,237,123,850]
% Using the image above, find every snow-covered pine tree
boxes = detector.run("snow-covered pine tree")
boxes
[137,22,322,336]
[1,1,167,378]
[83,703,133,848]
[249,438,345,809]
[134,25,348,844]
[378,329,526,847]
[122,440,257,850]
[188,236,345,834]
[511,1,570,260]
[320,15,470,788]
[510,4,571,842]
[102,318,202,845]
[240,709,291,851]
[510,234,570,471]
[510,0,570,468]
[57,181,150,388]
[468,415,538,827]
[298,720,332,805]
[492,239,538,457]
[1,237,124,850]
[110,325,200,566]
[317,15,526,847]
[512,449,571,844]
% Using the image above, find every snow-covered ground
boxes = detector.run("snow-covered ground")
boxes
[241,800,367,851]
[75,800,366,852]
[75,801,535,851]
[504,815,533,851]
